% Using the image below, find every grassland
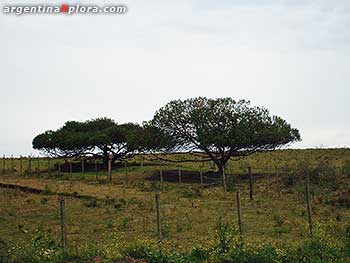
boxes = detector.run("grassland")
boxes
[1,148,350,262]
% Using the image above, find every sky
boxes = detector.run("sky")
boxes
[1,0,350,156]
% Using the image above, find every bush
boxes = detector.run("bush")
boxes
[284,237,341,263]
[224,245,279,263]
[215,216,239,254]
[180,186,202,198]
[343,226,350,257]
[8,225,350,263]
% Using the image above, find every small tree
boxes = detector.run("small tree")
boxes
[32,118,143,165]
[145,97,301,175]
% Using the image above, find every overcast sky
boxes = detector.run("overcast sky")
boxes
[1,0,350,156]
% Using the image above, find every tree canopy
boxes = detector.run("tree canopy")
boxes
[145,97,301,173]
[32,118,142,163]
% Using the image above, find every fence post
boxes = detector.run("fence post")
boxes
[124,162,128,185]
[178,169,182,184]
[223,166,227,192]
[28,156,32,176]
[159,168,163,185]
[11,155,14,173]
[155,192,163,242]
[306,171,313,235]
[2,155,5,174]
[69,159,72,176]
[141,158,145,175]
[108,156,112,182]
[47,158,50,176]
[81,158,85,179]
[248,166,253,200]
[19,156,23,174]
[57,160,61,176]
[95,159,98,181]
[200,170,204,187]
[58,197,67,252]
[36,156,40,176]
[236,188,244,242]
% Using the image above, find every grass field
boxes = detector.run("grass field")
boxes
[1,149,350,262]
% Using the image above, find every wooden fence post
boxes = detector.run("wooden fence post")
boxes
[159,168,163,185]
[306,171,313,235]
[81,158,85,179]
[200,170,204,187]
[248,167,253,200]
[223,166,227,192]
[57,160,61,176]
[36,156,40,175]
[178,169,182,184]
[11,155,14,173]
[141,158,145,175]
[155,192,163,242]
[124,162,128,184]
[47,158,50,176]
[19,156,23,174]
[108,156,112,182]
[236,188,244,242]
[69,159,72,176]
[28,156,32,176]
[95,159,98,181]
[2,155,5,174]
[58,197,67,252]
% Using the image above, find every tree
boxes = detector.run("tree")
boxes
[145,97,301,175]
[32,118,143,164]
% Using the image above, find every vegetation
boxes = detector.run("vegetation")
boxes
[32,118,143,164]
[32,97,300,175]
[141,97,299,174]
[1,148,350,262]
[5,98,349,262]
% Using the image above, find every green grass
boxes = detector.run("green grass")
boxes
[3,148,350,175]
[1,148,350,262]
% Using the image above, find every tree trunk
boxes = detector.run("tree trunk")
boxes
[217,164,224,177]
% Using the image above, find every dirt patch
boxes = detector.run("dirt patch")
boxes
[0,182,103,202]
[0,182,44,194]
[56,161,162,173]
[146,170,279,184]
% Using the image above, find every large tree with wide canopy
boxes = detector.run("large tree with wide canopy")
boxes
[32,118,142,164]
[144,97,301,174]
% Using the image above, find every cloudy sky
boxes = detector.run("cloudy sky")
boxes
[1,0,349,156]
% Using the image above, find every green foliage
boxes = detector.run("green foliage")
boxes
[224,245,280,263]
[8,226,350,263]
[215,216,240,254]
[122,242,211,263]
[9,229,61,263]
[343,226,350,257]
[180,186,202,198]
[284,238,341,263]
[8,230,107,263]
[32,118,143,164]
[272,212,285,227]
[147,97,300,173]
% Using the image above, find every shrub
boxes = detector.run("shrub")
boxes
[343,226,350,257]
[284,237,341,263]
[215,216,239,254]
[180,186,202,198]
[224,245,279,263]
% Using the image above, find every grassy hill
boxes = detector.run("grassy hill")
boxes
[0,148,350,262]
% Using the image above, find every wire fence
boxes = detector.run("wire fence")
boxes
[1,154,349,255]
